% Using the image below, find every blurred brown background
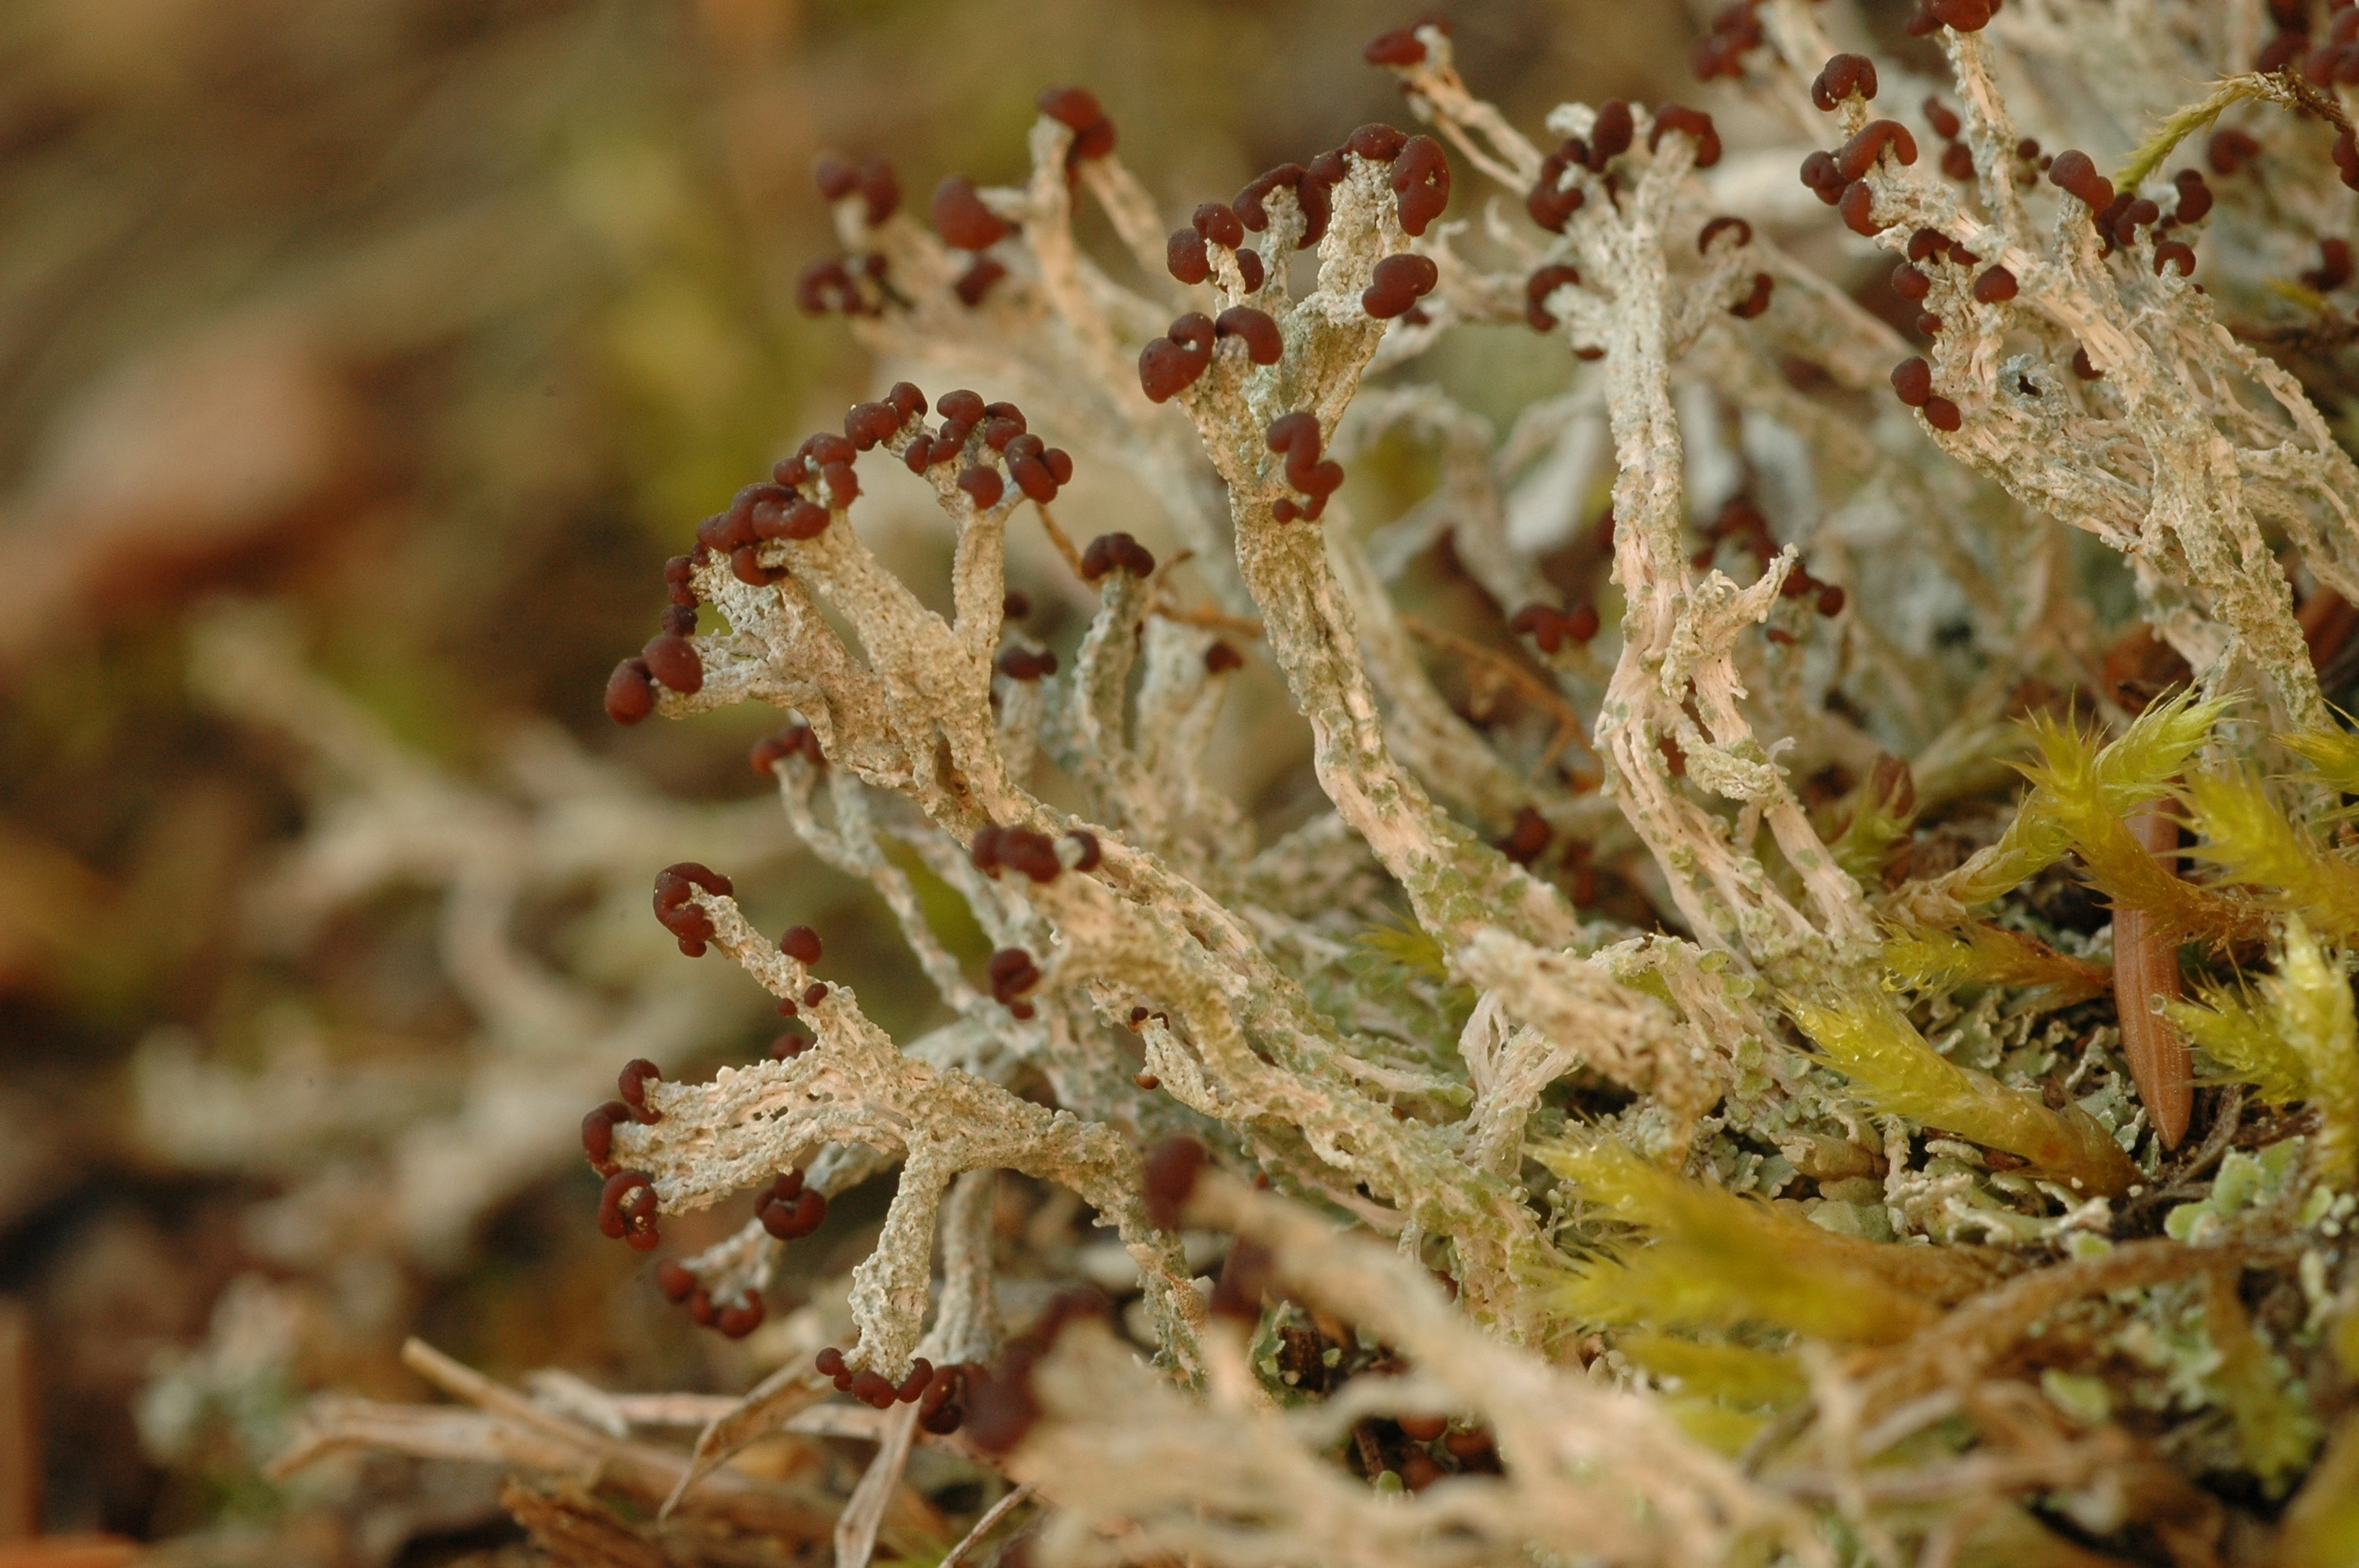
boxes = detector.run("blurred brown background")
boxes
[0,0,1692,1555]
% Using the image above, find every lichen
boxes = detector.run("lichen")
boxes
[266,8,2359,1565]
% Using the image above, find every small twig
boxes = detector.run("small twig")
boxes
[2280,65,2355,134]
[2121,1085,2245,1223]
[604,1392,740,1426]
[1398,613,1599,767]
[1032,501,1088,579]
[663,1363,830,1519]
[1140,547,1267,636]
[278,1345,835,1538]
[2183,1083,2248,1173]
[835,1401,921,1568]
[1774,1435,2124,1505]
[2227,310,2359,351]
[940,1481,1036,1568]
[1739,1396,1818,1477]
[1150,600,1266,637]
[0,1299,35,1541]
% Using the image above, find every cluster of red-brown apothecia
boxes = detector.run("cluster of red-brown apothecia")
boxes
[576,873,845,1337]
[801,87,1122,315]
[1135,117,1456,521]
[1783,43,2231,436]
[585,1051,673,1272]
[1687,2,1766,82]
[932,89,1121,308]
[1692,0,2009,79]
[809,85,1121,320]
[747,720,824,776]
[641,1164,827,1340]
[753,1165,827,1240]
[581,1058,663,1181]
[801,154,899,315]
[1498,517,1602,827]
[580,728,1132,1325]
[650,862,732,956]
[602,383,1078,727]
[1874,163,2214,432]
[749,1138,1261,1459]
[808,1278,1186,1446]
[1796,59,1927,242]
[1508,93,1768,350]
[971,822,1101,1019]
[970,824,1100,882]
[1913,93,2084,197]
[654,1259,762,1340]
[991,534,1162,682]
[1143,120,1448,377]
[812,1348,987,1434]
